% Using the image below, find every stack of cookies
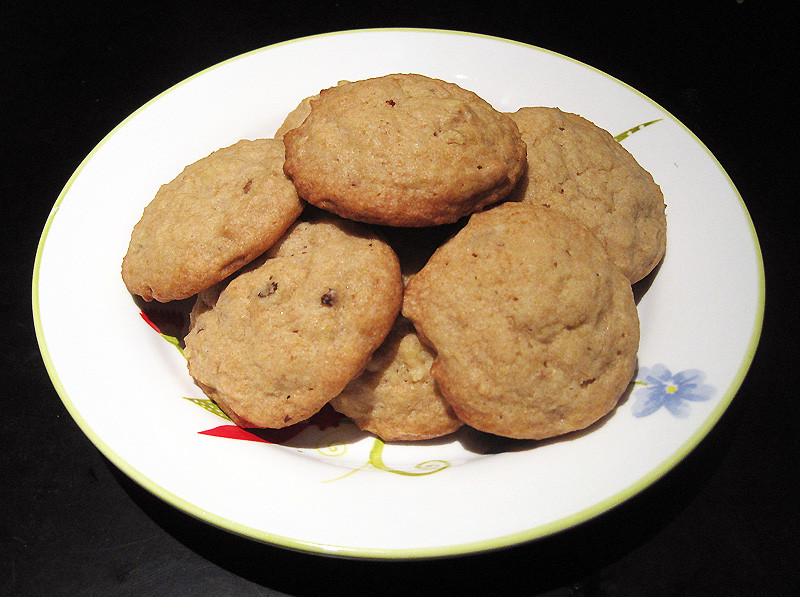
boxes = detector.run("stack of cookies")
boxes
[122,73,666,442]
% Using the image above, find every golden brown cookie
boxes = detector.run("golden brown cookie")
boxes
[183,212,403,428]
[330,314,462,442]
[122,138,304,302]
[275,95,315,139]
[274,82,350,139]
[327,224,464,442]
[507,107,666,283]
[402,202,640,440]
[283,74,527,227]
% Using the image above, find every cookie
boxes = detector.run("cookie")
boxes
[274,81,349,139]
[122,138,303,302]
[283,73,527,227]
[402,202,640,440]
[330,314,462,442]
[183,212,403,428]
[507,107,666,283]
[327,225,464,442]
[275,94,315,139]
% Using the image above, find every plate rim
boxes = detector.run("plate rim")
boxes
[31,27,766,560]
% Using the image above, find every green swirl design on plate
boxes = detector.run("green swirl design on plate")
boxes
[368,439,450,476]
[323,438,451,483]
[316,434,347,457]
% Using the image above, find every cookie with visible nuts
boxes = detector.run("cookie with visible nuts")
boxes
[507,107,666,283]
[122,138,304,302]
[402,202,639,440]
[283,73,527,227]
[183,212,403,429]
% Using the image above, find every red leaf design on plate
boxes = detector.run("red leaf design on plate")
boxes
[198,405,345,445]
[199,425,273,443]
[140,310,163,334]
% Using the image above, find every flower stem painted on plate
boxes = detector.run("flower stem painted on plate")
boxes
[614,119,662,142]
[321,438,451,483]
[367,439,450,476]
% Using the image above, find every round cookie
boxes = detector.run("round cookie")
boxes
[122,138,304,302]
[283,73,527,227]
[402,202,640,440]
[507,107,666,283]
[330,309,463,442]
[183,213,403,429]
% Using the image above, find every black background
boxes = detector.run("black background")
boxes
[4,2,797,595]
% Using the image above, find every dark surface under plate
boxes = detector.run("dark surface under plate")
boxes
[4,2,797,595]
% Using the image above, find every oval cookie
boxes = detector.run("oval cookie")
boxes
[508,107,666,283]
[183,213,403,428]
[122,138,303,302]
[283,74,527,227]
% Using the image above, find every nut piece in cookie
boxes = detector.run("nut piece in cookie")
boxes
[283,73,527,227]
[183,213,403,429]
[402,202,640,440]
[508,107,666,283]
[122,138,303,302]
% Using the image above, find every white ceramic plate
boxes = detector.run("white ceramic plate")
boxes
[33,29,764,559]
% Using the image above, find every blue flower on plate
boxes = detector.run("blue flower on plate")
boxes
[632,364,715,418]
